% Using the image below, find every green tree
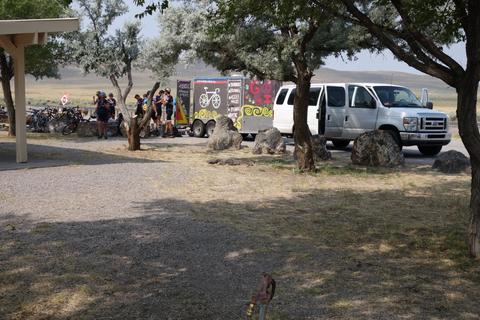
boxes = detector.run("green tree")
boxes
[69,0,157,150]
[141,0,364,170]
[335,0,480,258]
[0,0,72,136]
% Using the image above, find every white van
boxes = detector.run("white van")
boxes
[273,83,451,156]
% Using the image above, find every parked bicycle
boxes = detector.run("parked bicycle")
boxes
[61,107,86,135]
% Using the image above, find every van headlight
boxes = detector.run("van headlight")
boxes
[403,117,418,131]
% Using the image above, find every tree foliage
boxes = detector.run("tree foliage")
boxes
[0,0,73,136]
[0,0,73,81]
[68,0,142,115]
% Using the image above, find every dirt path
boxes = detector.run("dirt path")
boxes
[0,135,478,319]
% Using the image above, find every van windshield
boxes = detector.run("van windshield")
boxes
[373,86,423,108]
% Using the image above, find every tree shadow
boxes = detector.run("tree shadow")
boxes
[0,179,478,319]
[0,142,162,171]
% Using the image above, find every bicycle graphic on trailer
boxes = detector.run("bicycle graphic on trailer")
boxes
[199,87,221,109]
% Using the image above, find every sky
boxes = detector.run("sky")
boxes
[110,1,467,75]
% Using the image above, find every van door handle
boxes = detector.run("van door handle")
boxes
[316,113,319,119]
[327,114,331,121]
[345,116,349,122]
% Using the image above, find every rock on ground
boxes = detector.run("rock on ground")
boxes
[432,150,470,173]
[48,120,67,133]
[207,116,242,150]
[351,130,404,167]
[312,135,331,161]
[77,121,119,137]
[76,121,98,137]
[252,128,286,154]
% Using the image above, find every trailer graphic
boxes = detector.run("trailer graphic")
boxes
[191,77,281,138]
[199,87,222,109]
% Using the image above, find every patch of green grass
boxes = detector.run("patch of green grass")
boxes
[314,163,396,176]
[31,222,53,234]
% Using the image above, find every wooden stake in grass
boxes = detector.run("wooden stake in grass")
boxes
[246,273,276,320]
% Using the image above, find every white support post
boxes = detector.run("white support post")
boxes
[13,45,27,163]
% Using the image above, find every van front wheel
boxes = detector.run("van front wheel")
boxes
[332,139,351,149]
[418,145,442,156]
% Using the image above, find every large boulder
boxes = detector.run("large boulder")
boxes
[207,116,242,150]
[312,135,331,161]
[351,130,404,167]
[252,127,286,154]
[432,150,470,173]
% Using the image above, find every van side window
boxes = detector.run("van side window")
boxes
[287,87,323,106]
[276,89,288,105]
[309,87,321,106]
[348,85,376,108]
[287,89,296,105]
[326,86,346,107]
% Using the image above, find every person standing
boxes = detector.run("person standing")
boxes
[154,90,164,135]
[163,88,174,137]
[134,94,144,118]
[96,92,110,139]
[107,93,116,119]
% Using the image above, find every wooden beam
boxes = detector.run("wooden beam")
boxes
[14,33,38,46]
[0,18,79,35]
[0,35,17,55]
[13,45,27,163]
[38,32,48,45]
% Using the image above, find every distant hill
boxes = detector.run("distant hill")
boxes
[23,63,457,108]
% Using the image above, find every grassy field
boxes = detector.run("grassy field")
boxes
[0,134,478,319]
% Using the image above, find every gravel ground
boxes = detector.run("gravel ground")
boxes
[0,134,477,320]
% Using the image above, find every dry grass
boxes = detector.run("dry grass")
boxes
[1,139,478,319]
[109,144,479,318]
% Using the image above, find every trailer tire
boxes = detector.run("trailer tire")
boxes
[418,145,442,156]
[192,120,206,138]
[206,120,216,138]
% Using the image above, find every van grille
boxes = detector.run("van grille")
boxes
[420,117,447,131]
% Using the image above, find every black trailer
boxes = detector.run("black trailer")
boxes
[190,77,281,137]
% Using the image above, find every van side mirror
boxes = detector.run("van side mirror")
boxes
[426,101,433,109]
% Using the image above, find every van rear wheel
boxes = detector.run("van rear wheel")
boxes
[332,139,350,149]
[418,145,442,156]
[192,120,206,138]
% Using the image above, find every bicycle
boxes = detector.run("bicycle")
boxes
[61,107,86,135]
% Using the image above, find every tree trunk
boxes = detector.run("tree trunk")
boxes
[0,53,15,136]
[456,77,480,258]
[293,61,315,171]
[127,117,141,151]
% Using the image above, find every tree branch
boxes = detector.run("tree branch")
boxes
[123,63,133,101]
[390,0,464,75]
[140,82,160,128]
[340,0,457,87]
